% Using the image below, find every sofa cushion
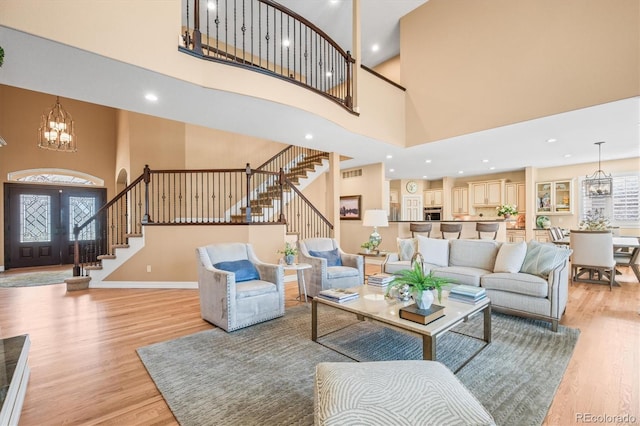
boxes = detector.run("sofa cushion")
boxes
[494,241,527,273]
[481,272,549,298]
[327,266,360,279]
[235,280,277,298]
[520,241,571,277]
[449,239,500,270]
[416,235,449,267]
[432,266,490,286]
[397,238,417,261]
[309,248,343,267]
[385,260,412,274]
[214,259,260,282]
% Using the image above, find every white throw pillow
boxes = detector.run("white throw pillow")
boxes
[494,241,528,273]
[416,235,449,267]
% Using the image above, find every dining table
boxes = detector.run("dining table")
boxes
[554,235,640,283]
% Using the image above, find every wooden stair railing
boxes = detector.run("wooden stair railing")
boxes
[72,156,334,277]
[181,0,355,112]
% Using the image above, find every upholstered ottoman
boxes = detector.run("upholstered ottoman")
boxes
[314,360,495,426]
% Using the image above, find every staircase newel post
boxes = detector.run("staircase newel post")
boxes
[142,164,152,224]
[191,0,203,54]
[345,51,353,109]
[73,226,81,277]
[279,168,287,224]
[245,163,252,223]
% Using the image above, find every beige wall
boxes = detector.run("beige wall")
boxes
[0,0,406,148]
[0,85,117,268]
[105,224,285,282]
[372,55,402,87]
[401,0,640,145]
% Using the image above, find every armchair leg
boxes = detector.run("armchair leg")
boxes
[551,319,558,332]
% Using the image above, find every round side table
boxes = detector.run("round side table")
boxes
[283,263,312,302]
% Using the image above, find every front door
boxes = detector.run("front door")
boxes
[4,183,106,269]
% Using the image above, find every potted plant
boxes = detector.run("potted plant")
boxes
[496,204,518,218]
[0,45,4,68]
[360,241,375,254]
[278,242,298,265]
[386,262,449,309]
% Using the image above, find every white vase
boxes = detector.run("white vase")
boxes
[413,289,434,310]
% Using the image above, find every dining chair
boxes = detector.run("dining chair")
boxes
[614,237,640,282]
[410,222,432,238]
[569,230,616,290]
[440,223,462,240]
[476,222,499,240]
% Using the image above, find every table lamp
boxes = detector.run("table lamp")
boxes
[363,209,389,250]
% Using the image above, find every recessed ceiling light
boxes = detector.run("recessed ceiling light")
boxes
[207,1,215,10]
[482,159,489,163]
[389,168,395,172]
[422,175,427,179]
[282,39,290,47]
[547,138,557,143]
[145,93,158,102]
[564,154,572,158]
[326,71,332,78]
[329,0,339,4]
[425,159,432,163]
[386,154,392,159]
[371,44,380,52]
[305,133,313,140]
[458,171,464,174]
[489,166,496,170]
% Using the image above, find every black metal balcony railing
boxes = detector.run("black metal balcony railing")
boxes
[72,154,333,276]
[180,0,355,111]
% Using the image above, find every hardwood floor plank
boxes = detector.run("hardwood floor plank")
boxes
[1,266,638,425]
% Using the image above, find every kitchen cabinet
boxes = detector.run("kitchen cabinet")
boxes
[452,187,468,214]
[534,230,551,243]
[507,230,526,243]
[471,181,502,206]
[536,180,573,215]
[423,189,443,207]
[505,182,526,214]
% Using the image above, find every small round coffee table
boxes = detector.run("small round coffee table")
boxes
[283,263,312,302]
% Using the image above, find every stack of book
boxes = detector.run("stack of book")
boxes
[317,288,359,303]
[399,304,445,325]
[367,273,395,287]
[448,285,487,304]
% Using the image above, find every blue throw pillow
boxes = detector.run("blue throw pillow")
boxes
[309,248,343,267]
[213,259,260,282]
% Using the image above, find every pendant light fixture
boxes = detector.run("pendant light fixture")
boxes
[584,141,612,197]
[38,96,77,152]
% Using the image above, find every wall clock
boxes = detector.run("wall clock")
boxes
[406,181,418,194]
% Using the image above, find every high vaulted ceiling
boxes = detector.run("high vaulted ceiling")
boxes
[1,0,638,180]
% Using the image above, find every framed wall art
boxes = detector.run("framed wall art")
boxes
[339,195,361,220]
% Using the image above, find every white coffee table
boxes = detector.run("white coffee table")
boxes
[312,285,491,364]
[283,263,312,302]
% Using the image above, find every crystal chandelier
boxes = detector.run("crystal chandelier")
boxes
[38,96,77,152]
[584,141,611,197]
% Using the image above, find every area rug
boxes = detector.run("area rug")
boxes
[137,305,579,426]
[0,269,72,288]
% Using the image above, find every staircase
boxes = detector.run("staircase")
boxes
[233,152,330,223]
[76,147,332,285]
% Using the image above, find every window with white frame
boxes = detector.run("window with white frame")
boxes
[580,174,639,227]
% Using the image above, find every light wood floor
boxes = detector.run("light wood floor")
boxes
[0,266,638,425]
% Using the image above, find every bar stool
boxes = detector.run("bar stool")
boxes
[410,222,432,238]
[476,223,499,240]
[440,223,462,239]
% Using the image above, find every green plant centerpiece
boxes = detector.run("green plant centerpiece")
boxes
[386,262,449,309]
[360,241,375,253]
[278,242,298,265]
[0,45,4,67]
[496,203,518,218]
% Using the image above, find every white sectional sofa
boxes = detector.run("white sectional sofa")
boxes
[383,236,572,331]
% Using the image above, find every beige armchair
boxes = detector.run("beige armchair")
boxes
[570,230,616,290]
[297,238,364,297]
[196,243,285,331]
